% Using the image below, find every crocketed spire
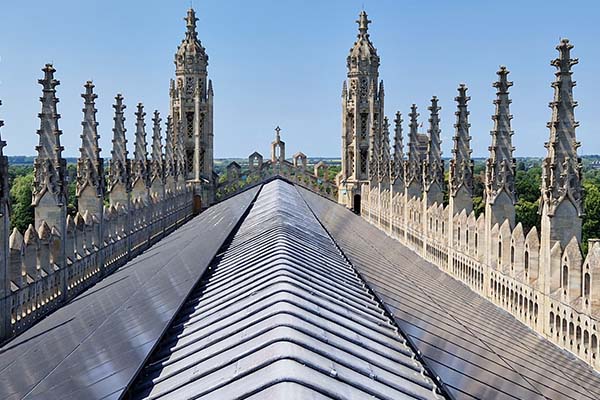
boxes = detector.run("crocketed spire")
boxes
[541,38,583,218]
[378,117,391,185]
[486,66,516,210]
[392,111,404,187]
[108,94,130,195]
[150,110,164,184]
[132,103,149,189]
[424,96,444,204]
[32,64,67,212]
[405,104,422,196]
[165,116,175,181]
[450,84,474,201]
[347,10,380,77]
[175,8,208,76]
[76,81,104,199]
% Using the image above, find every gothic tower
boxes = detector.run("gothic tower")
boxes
[485,67,516,228]
[338,11,384,210]
[170,8,214,206]
[540,39,583,250]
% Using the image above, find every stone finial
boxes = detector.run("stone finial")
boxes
[424,96,444,197]
[132,103,149,188]
[405,104,422,194]
[109,94,130,194]
[450,84,474,199]
[185,8,199,40]
[342,81,347,98]
[392,111,404,186]
[357,10,371,36]
[76,81,105,199]
[165,116,176,180]
[541,38,583,218]
[32,64,68,210]
[378,116,391,184]
[208,79,214,96]
[486,66,516,209]
[150,110,164,184]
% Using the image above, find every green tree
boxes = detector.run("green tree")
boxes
[583,182,600,253]
[516,199,540,234]
[10,173,34,232]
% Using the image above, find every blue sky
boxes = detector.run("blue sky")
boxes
[0,0,598,158]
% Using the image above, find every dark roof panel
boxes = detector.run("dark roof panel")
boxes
[127,179,444,399]
[299,186,600,400]
[0,187,259,400]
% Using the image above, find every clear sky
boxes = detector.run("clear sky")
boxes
[0,0,598,158]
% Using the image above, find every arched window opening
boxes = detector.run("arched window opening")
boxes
[584,273,591,298]
[457,227,461,246]
[474,233,478,255]
[510,245,515,271]
[524,250,529,278]
[562,264,569,295]
[498,238,502,268]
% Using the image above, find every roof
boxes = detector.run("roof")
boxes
[126,179,443,399]
[0,187,259,400]
[2,177,600,400]
[299,185,600,400]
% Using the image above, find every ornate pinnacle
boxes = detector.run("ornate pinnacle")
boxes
[77,81,104,198]
[165,116,175,180]
[132,103,149,188]
[150,110,163,183]
[405,104,421,187]
[450,84,474,197]
[392,111,404,184]
[541,38,583,216]
[486,67,516,205]
[32,63,67,207]
[109,94,130,193]
[208,79,214,96]
[378,116,391,184]
[368,118,380,182]
[357,10,371,36]
[425,96,444,190]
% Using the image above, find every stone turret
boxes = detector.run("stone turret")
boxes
[165,116,176,191]
[424,96,444,206]
[338,10,384,210]
[32,64,68,235]
[76,81,105,221]
[108,94,130,206]
[132,103,149,200]
[486,67,516,228]
[379,117,391,185]
[170,7,214,206]
[449,84,474,215]
[392,112,404,192]
[405,104,422,198]
[540,39,583,249]
[150,110,164,199]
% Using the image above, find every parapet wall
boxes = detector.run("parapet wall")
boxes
[361,183,600,371]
